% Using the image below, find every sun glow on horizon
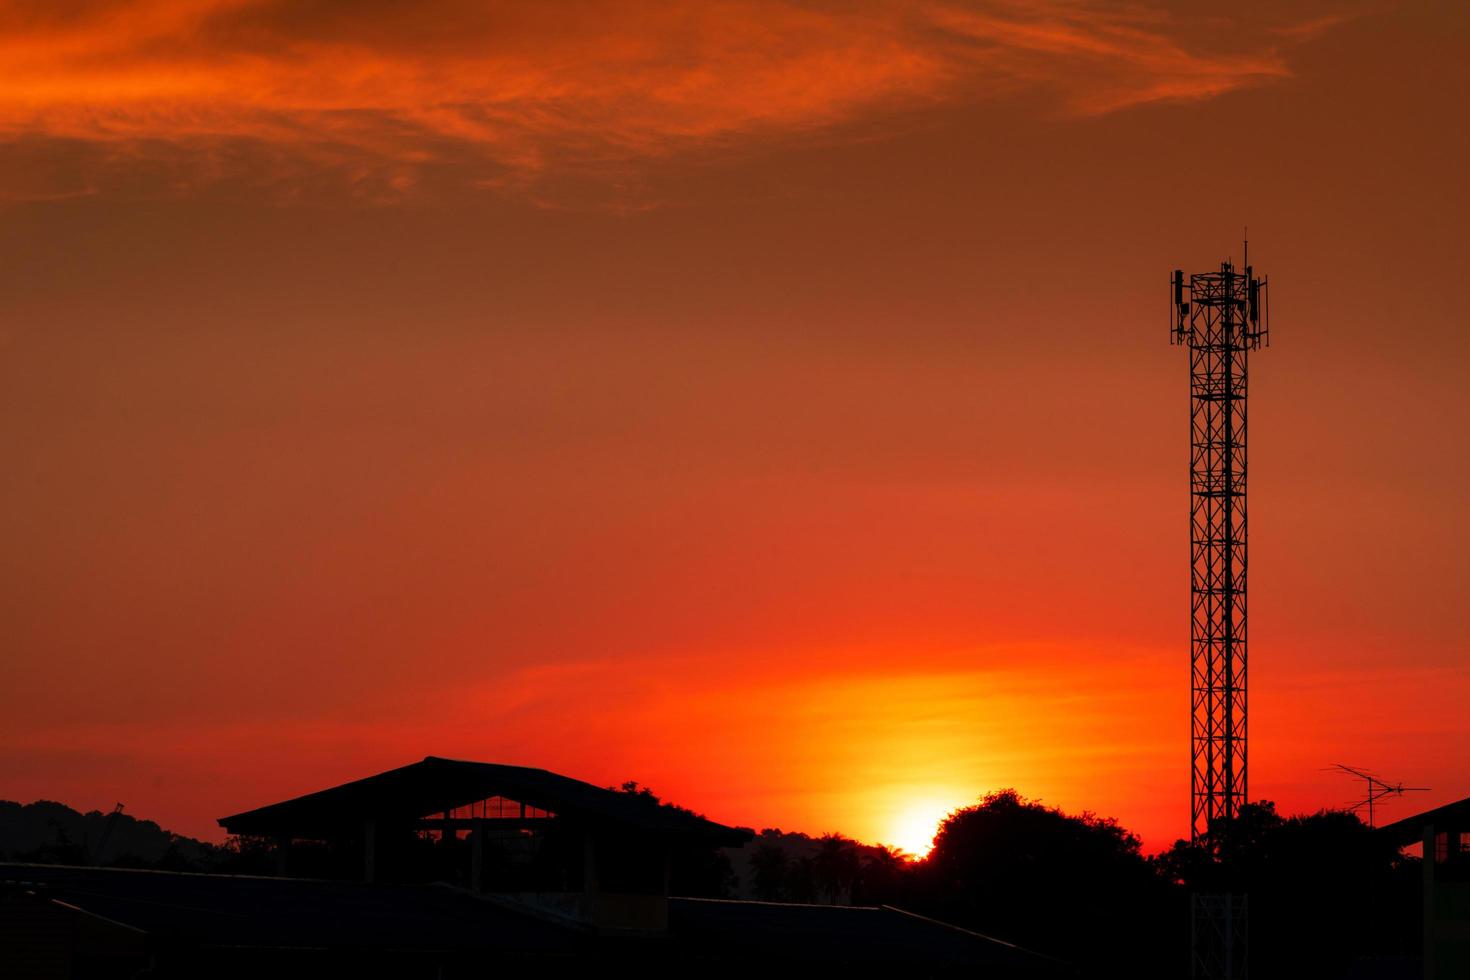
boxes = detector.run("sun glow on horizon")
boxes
[888,798,960,858]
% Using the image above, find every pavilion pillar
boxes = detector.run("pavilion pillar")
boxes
[470,819,485,892]
[583,834,598,896]
[273,835,289,877]
[363,819,377,884]
[1423,822,1436,980]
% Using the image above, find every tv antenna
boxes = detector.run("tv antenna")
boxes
[91,803,125,865]
[1326,763,1428,828]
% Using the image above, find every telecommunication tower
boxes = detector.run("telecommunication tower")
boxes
[1171,246,1269,841]
[1172,243,1270,980]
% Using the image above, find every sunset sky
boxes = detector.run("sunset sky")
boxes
[2,1,1467,855]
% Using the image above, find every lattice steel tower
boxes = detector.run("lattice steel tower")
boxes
[1171,248,1269,841]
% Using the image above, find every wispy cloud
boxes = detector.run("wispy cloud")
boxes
[927,1,1293,114]
[0,1,1343,201]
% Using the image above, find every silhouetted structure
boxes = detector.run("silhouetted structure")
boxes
[89,805,124,866]
[1171,253,1269,840]
[1,759,1068,978]
[218,756,746,932]
[1330,764,1429,829]
[1381,796,1470,979]
[1171,245,1270,980]
[0,863,1068,978]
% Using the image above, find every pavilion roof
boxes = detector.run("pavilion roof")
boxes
[218,756,750,845]
[1378,794,1470,847]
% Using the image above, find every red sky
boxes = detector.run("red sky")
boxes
[1,0,1467,855]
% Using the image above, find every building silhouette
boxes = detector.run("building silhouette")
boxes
[1,757,1068,978]
[1381,795,1470,979]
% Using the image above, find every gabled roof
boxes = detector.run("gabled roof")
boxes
[1379,794,1470,847]
[218,756,750,845]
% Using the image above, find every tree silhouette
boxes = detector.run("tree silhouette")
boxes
[854,843,911,906]
[812,832,860,904]
[614,781,736,897]
[1156,802,1419,978]
[916,789,1173,977]
[749,839,790,901]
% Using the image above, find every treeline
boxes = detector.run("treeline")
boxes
[0,799,266,874]
[614,781,908,904]
[722,829,907,905]
[716,790,1420,979]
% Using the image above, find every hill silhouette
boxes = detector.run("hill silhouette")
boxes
[0,800,223,871]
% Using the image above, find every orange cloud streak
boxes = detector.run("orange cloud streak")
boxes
[0,1,1333,200]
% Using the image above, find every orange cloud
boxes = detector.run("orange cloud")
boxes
[0,1,1338,200]
[927,3,1293,114]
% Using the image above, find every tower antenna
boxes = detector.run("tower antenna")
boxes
[1326,763,1429,829]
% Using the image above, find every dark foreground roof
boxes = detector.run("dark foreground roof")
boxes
[1379,794,1470,847]
[1,864,1070,978]
[668,897,1068,975]
[1,862,578,955]
[219,756,749,845]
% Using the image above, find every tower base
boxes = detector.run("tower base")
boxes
[1191,892,1248,980]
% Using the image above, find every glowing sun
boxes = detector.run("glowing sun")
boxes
[889,799,957,858]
